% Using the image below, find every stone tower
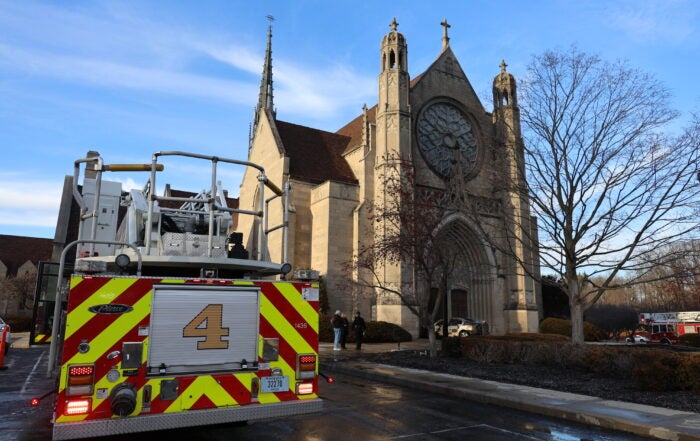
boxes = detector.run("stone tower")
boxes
[373,18,415,328]
[493,60,540,330]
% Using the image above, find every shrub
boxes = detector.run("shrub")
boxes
[539,317,606,341]
[678,333,700,347]
[358,321,412,343]
[540,317,571,337]
[632,351,683,391]
[4,315,32,332]
[676,355,700,392]
[454,333,700,392]
[441,336,462,357]
[319,315,412,344]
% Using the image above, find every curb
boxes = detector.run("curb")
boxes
[322,360,700,441]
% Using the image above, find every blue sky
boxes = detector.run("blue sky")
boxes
[1,0,698,239]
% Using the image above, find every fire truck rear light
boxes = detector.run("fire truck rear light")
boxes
[296,382,314,395]
[299,355,316,364]
[65,399,91,415]
[69,365,94,376]
[296,354,316,380]
[67,365,95,396]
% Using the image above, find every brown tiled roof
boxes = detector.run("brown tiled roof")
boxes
[274,70,423,185]
[336,75,420,156]
[337,105,377,156]
[276,120,357,185]
[0,234,53,276]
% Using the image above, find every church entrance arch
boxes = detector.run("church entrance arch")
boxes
[435,216,496,326]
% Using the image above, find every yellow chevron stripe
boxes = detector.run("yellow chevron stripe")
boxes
[260,294,315,357]
[233,280,255,286]
[273,282,319,332]
[64,278,140,341]
[62,293,151,368]
[185,376,239,408]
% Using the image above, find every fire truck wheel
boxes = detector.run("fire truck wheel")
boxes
[661,338,671,345]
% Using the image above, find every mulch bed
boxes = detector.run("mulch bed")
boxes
[362,350,700,413]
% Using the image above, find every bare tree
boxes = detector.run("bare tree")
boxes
[632,240,700,311]
[2,269,38,314]
[352,155,469,357]
[518,47,700,343]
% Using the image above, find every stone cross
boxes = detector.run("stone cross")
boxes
[441,19,451,50]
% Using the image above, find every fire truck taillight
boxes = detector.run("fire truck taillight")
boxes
[296,382,314,395]
[296,354,316,380]
[67,365,95,396]
[65,399,91,415]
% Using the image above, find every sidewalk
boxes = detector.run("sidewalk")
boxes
[320,340,700,441]
[9,332,31,349]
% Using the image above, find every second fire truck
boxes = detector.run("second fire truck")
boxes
[637,311,700,344]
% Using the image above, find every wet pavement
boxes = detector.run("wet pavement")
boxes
[319,340,700,441]
[3,334,700,441]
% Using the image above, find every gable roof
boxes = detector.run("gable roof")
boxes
[0,234,53,276]
[275,120,357,185]
[337,105,377,156]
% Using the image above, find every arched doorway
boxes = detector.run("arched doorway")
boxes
[434,215,496,326]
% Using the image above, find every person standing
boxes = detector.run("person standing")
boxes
[331,310,342,351]
[352,311,366,350]
[340,313,350,349]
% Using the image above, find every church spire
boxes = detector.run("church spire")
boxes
[254,15,275,134]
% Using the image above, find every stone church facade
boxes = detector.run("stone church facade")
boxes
[238,19,541,336]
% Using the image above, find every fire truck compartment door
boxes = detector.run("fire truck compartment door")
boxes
[148,284,260,375]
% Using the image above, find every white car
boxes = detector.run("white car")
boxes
[626,333,650,343]
[0,317,10,354]
[434,317,483,337]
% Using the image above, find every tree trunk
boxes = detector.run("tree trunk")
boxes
[568,277,585,343]
[428,328,438,358]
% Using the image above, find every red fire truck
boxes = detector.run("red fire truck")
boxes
[44,151,322,440]
[638,311,700,345]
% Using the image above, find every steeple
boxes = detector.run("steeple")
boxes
[380,17,408,73]
[253,15,275,136]
[493,59,518,109]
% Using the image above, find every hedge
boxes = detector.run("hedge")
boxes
[319,314,412,343]
[539,317,607,341]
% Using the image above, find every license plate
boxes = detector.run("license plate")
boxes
[261,376,289,393]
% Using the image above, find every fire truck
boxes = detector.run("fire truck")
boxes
[638,311,700,345]
[44,151,322,440]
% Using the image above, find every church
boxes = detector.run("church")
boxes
[237,18,541,336]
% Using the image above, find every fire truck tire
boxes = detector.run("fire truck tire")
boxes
[661,338,672,345]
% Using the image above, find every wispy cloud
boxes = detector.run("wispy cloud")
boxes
[0,177,62,228]
[0,1,375,123]
[0,44,258,106]
[603,0,698,45]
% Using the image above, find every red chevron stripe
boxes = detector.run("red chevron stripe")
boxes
[214,373,251,405]
[260,283,318,351]
[191,394,216,410]
[62,278,156,363]
[65,277,112,309]
[147,375,196,414]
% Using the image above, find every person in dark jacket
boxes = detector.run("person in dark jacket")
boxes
[352,311,366,350]
[340,313,350,349]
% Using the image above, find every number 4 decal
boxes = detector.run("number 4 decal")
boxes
[183,304,230,349]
